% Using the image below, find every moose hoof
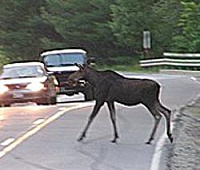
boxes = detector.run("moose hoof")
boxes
[111,139,117,143]
[145,141,151,145]
[77,135,85,142]
[169,134,173,143]
[77,138,83,142]
[146,137,153,145]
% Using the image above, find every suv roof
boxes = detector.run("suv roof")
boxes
[40,49,86,57]
[3,62,45,69]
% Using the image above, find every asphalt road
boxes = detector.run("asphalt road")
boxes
[0,73,200,170]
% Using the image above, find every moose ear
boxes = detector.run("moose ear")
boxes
[74,63,84,70]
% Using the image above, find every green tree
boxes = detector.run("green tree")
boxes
[172,1,200,52]
[40,0,118,59]
[1,0,198,64]
[109,0,157,54]
[0,0,119,62]
[109,0,199,56]
[0,0,48,60]
[151,0,182,55]
[0,0,46,60]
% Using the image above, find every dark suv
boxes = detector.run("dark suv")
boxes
[40,49,94,101]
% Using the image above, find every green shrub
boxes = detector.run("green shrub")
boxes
[0,51,10,71]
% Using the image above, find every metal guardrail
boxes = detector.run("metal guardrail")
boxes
[140,53,200,69]
[163,53,200,58]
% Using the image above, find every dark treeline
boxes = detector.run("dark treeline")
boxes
[0,0,199,64]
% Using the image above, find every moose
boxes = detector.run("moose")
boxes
[67,64,173,144]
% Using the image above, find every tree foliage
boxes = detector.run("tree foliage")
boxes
[40,0,118,58]
[172,1,200,52]
[0,0,199,63]
[150,0,183,55]
[0,0,47,60]
[109,0,157,51]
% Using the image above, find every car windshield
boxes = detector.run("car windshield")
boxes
[43,53,85,67]
[0,65,45,79]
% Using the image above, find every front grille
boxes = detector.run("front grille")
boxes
[7,84,27,90]
[54,71,75,85]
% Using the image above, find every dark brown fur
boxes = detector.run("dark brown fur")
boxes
[68,64,173,144]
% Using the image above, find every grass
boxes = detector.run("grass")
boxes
[96,64,159,73]
[96,55,160,73]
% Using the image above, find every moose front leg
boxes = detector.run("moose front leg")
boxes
[78,101,104,141]
[107,101,119,143]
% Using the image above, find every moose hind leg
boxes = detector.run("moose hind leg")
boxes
[146,105,162,144]
[107,102,119,143]
[78,101,104,141]
[159,104,173,143]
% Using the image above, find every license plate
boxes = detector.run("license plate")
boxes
[13,92,23,98]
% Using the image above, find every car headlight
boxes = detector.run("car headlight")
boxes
[26,82,45,92]
[0,85,9,94]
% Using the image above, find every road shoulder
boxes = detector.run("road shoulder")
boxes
[166,94,200,170]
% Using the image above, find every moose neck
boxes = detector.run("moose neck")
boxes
[84,67,101,88]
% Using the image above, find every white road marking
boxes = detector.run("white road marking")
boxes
[150,109,182,169]
[33,119,45,125]
[191,76,196,81]
[150,134,166,170]
[190,76,200,85]
[0,103,93,159]
[1,138,15,147]
[150,75,200,169]
[0,115,4,121]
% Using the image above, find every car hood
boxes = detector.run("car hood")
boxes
[46,65,79,72]
[0,77,47,85]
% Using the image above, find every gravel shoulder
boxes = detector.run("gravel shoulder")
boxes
[166,90,200,169]
[159,71,200,170]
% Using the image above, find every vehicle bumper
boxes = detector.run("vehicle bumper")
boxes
[58,81,86,95]
[0,89,50,105]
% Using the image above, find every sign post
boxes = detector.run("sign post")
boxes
[143,31,151,58]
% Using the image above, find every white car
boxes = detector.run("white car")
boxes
[0,62,57,106]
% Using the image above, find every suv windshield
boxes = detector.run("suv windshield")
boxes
[0,66,45,79]
[43,53,85,67]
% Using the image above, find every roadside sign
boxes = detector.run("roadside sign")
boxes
[143,31,151,49]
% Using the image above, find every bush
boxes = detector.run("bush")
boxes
[0,51,10,71]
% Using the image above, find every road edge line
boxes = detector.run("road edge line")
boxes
[150,133,166,170]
